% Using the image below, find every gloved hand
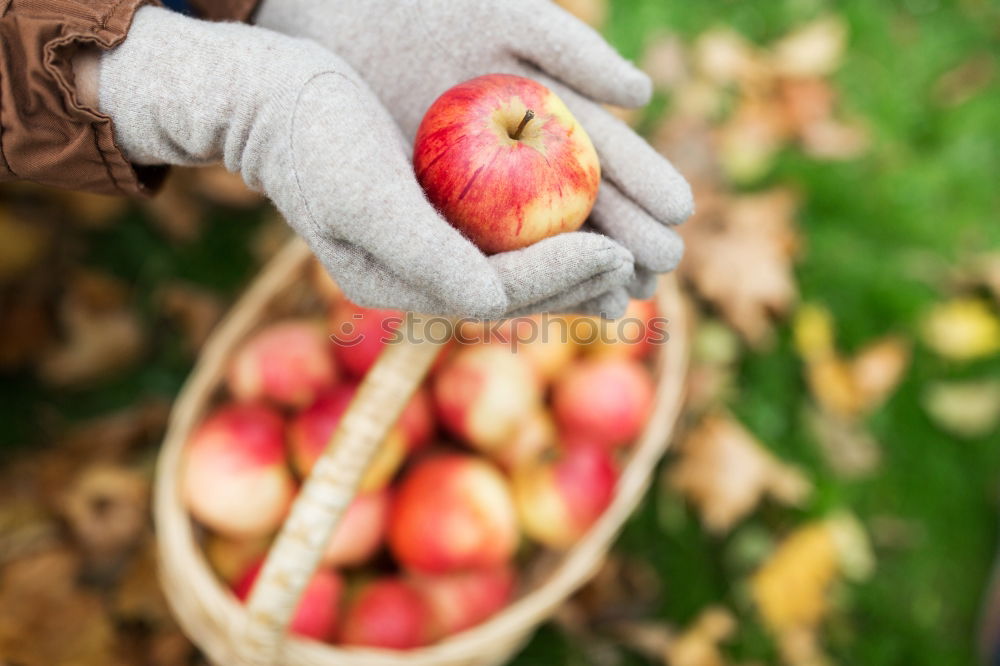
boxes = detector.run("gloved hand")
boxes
[91,6,638,318]
[255,0,693,300]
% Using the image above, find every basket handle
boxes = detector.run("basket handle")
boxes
[242,314,452,663]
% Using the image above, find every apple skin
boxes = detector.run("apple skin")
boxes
[553,357,655,449]
[388,454,518,574]
[585,299,658,360]
[321,488,390,568]
[433,345,541,454]
[227,319,338,408]
[288,384,406,492]
[339,578,433,650]
[396,386,436,453]
[410,566,516,638]
[233,559,342,642]
[512,443,617,549]
[329,301,403,379]
[414,73,601,254]
[490,407,558,472]
[182,403,295,538]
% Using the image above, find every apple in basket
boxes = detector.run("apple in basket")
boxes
[388,454,518,573]
[233,559,343,642]
[339,578,433,649]
[226,319,337,408]
[413,74,600,253]
[181,403,295,538]
[512,442,617,549]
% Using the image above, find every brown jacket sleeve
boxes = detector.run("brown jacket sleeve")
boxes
[0,0,258,197]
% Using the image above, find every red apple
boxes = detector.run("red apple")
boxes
[329,301,403,379]
[396,386,435,453]
[414,73,601,254]
[553,357,655,449]
[233,560,342,642]
[289,384,406,491]
[585,299,659,360]
[512,443,617,549]
[339,578,432,649]
[490,407,558,472]
[182,403,295,537]
[320,488,390,568]
[227,319,337,408]
[389,455,518,573]
[433,345,541,454]
[410,566,516,638]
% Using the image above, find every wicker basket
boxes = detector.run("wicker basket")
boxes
[154,238,690,666]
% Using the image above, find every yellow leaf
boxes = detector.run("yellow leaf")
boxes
[751,514,871,635]
[921,298,1000,361]
[793,304,836,362]
[851,336,910,407]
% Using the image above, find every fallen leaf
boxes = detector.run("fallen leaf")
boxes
[554,0,607,28]
[770,16,848,77]
[851,336,910,408]
[39,295,145,386]
[642,32,690,91]
[923,379,1000,438]
[680,189,799,346]
[921,298,1000,361]
[0,209,50,283]
[191,165,263,208]
[805,406,881,478]
[141,169,204,241]
[0,548,115,666]
[793,303,836,362]
[668,413,812,533]
[60,465,149,570]
[157,283,224,353]
[612,606,736,666]
[800,117,869,160]
[58,190,128,228]
[715,100,788,182]
[751,514,872,662]
[932,52,996,107]
[694,28,762,85]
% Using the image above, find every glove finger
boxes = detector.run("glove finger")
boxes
[508,2,651,108]
[488,231,634,313]
[627,267,660,300]
[290,73,507,318]
[505,286,630,319]
[514,67,693,227]
[589,180,685,272]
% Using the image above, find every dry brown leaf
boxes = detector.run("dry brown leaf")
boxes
[694,28,762,85]
[610,606,736,666]
[652,115,720,185]
[157,283,224,353]
[0,298,56,369]
[923,379,1000,439]
[0,548,115,666]
[554,0,607,28]
[642,33,690,91]
[715,100,788,182]
[192,165,264,208]
[804,406,881,478]
[141,169,204,241]
[59,190,128,228]
[770,16,847,77]
[800,117,869,160]
[668,413,812,533]
[851,336,910,407]
[39,295,145,386]
[932,52,996,107]
[60,465,149,567]
[680,189,799,346]
[0,209,50,283]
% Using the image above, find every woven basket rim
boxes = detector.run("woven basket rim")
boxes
[154,238,690,665]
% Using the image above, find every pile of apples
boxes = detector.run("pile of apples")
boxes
[182,279,658,649]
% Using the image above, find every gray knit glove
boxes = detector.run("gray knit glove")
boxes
[255,0,693,300]
[98,7,636,318]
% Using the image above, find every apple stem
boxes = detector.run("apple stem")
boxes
[511,110,535,141]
